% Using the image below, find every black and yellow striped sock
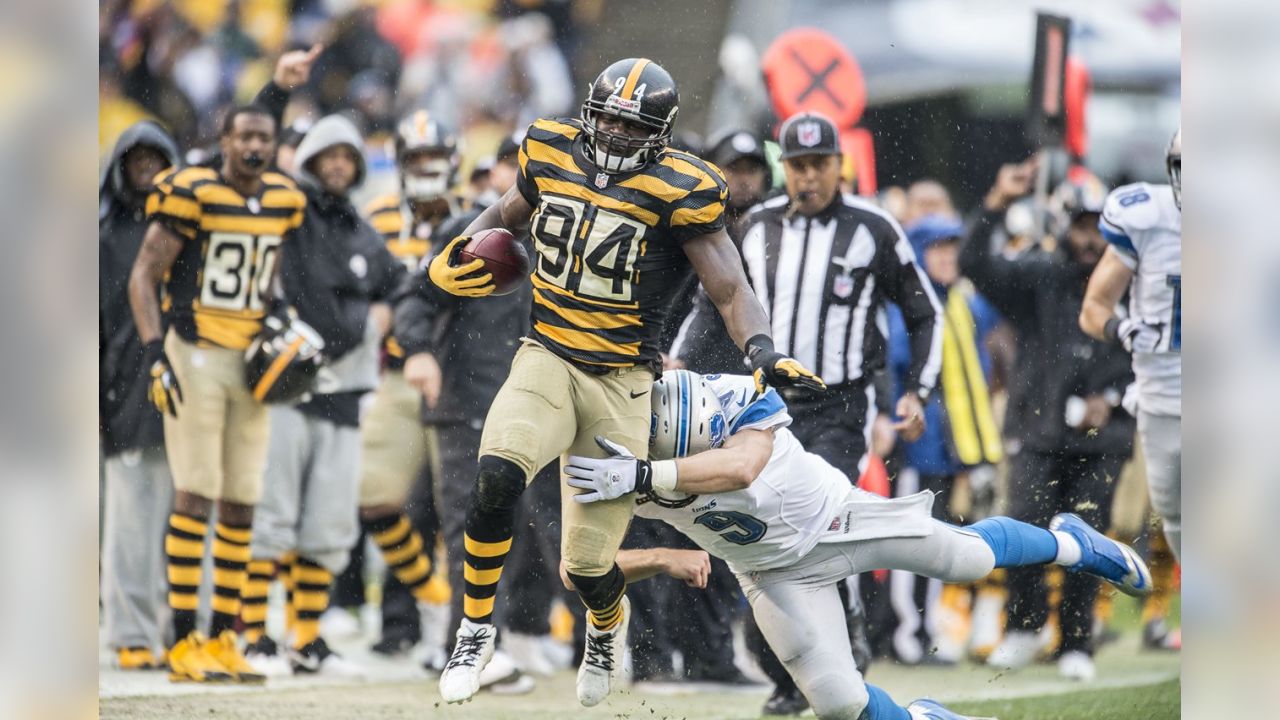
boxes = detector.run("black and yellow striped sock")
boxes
[208,523,252,636]
[364,513,433,602]
[165,513,207,641]
[1142,529,1176,624]
[462,532,511,625]
[462,456,525,624]
[573,565,627,632]
[279,551,297,635]
[291,556,332,649]
[240,559,276,643]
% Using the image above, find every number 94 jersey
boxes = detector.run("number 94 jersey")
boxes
[148,166,306,350]
[634,374,857,573]
[516,118,728,370]
[1099,182,1182,416]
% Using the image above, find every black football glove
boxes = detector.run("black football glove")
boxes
[746,335,826,394]
[143,340,183,418]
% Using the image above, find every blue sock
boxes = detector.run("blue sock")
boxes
[968,516,1058,567]
[859,684,911,720]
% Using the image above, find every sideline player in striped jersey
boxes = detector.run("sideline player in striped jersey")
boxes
[1081,128,1183,561]
[430,58,824,706]
[128,104,306,682]
[564,370,1153,720]
[355,112,463,653]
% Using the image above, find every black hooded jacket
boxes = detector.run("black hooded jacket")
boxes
[961,209,1135,456]
[99,122,180,456]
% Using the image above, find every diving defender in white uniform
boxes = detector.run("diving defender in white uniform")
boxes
[1081,128,1182,561]
[565,370,1152,720]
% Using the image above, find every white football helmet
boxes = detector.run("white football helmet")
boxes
[650,370,728,461]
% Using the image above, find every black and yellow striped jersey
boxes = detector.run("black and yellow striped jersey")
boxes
[147,166,306,350]
[516,117,729,369]
[363,192,433,270]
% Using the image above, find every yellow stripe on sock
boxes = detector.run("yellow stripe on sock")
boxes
[242,580,270,597]
[240,603,268,623]
[170,514,208,536]
[292,565,331,585]
[464,564,503,586]
[464,535,512,558]
[464,595,496,618]
[212,539,251,564]
[167,564,203,586]
[169,592,199,611]
[293,591,330,612]
[215,524,252,544]
[165,535,204,558]
[383,532,424,567]
[373,517,412,547]
[210,594,241,616]
[212,567,247,590]
[293,620,320,648]
[397,556,431,587]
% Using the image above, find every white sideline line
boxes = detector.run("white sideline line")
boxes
[938,670,1180,703]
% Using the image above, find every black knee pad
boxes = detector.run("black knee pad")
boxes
[566,564,625,612]
[473,455,526,514]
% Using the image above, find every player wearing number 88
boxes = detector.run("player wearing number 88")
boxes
[430,58,823,707]
[128,105,306,682]
[564,370,1151,720]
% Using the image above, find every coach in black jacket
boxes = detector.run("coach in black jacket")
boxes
[961,160,1134,678]
[100,121,181,668]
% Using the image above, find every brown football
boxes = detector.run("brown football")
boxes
[459,228,530,296]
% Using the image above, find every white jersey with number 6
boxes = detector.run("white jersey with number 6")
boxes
[634,374,933,573]
[1100,182,1182,417]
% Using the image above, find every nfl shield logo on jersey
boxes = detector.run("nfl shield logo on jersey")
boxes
[833,273,854,299]
[595,172,610,189]
[247,197,261,214]
[797,121,822,148]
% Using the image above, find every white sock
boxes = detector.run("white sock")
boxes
[1052,531,1082,566]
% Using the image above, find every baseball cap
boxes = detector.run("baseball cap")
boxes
[778,111,841,160]
[708,129,767,168]
[906,215,965,257]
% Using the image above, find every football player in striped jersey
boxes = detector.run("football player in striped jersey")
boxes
[128,104,306,683]
[430,57,823,706]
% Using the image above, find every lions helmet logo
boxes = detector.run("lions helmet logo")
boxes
[708,411,727,449]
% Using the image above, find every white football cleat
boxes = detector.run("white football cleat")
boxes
[1057,650,1096,682]
[479,650,536,695]
[439,619,497,704]
[243,636,293,678]
[577,596,630,707]
[319,607,362,640]
[503,632,557,677]
[986,630,1039,670]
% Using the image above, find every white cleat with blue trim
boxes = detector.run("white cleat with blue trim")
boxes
[908,698,998,720]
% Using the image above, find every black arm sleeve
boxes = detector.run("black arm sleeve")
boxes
[959,209,1048,319]
[876,225,942,397]
[253,81,290,129]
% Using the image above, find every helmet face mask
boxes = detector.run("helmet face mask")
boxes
[580,58,679,174]
[1167,127,1181,210]
[395,111,458,201]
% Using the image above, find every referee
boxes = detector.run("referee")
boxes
[683,111,943,715]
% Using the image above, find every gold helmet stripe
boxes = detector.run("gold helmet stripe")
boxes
[621,58,651,100]
[252,335,305,402]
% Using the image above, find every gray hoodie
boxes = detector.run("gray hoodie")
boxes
[291,114,367,192]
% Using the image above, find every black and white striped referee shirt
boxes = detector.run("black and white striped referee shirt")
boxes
[681,193,942,395]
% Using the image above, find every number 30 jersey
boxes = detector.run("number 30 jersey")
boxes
[516,118,728,370]
[1099,182,1182,417]
[148,166,306,350]
[634,374,857,573]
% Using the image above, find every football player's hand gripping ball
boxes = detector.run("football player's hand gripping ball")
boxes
[746,335,826,394]
[144,340,183,418]
[428,235,496,298]
[564,437,654,503]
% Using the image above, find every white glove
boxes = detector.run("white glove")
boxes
[1116,318,1163,354]
[564,437,651,504]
